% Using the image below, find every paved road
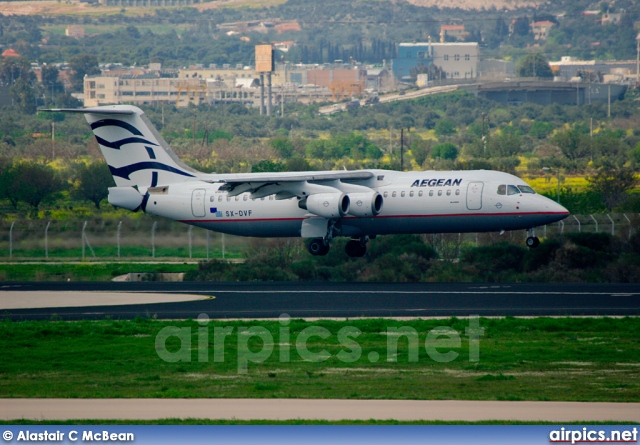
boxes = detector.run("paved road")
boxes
[2,398,639,422]
[2,282,639,320]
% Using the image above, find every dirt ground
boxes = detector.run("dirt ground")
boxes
[0,0,541,16]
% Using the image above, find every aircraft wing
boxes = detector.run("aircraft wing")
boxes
[216,171,375,199]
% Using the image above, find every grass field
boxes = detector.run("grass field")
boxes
[1,317,638,402]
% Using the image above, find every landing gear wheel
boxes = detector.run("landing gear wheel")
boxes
[526,236,540,248]
[307,238,330,256]
[345,239,367,257]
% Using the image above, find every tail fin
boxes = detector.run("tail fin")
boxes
[45,105,201,188]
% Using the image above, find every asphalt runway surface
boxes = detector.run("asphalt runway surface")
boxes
[2,282,639,320]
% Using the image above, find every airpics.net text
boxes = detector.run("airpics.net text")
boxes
[154,314,484,373]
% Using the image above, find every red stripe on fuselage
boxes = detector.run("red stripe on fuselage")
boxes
[180,211,569,224]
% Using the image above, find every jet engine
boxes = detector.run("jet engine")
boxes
[299,193,350,218]
[347,192,383,217]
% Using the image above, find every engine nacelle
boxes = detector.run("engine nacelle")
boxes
[300,193,350,218]
[347,192,383,217]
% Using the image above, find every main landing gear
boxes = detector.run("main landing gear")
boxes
[307,238,330,256]
[526,228,540,248]
[307,236,370,257]
[345,237,368,257]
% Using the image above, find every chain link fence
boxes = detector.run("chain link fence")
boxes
[0,214,638,261]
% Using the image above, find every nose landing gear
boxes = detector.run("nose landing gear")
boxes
[526,228,540,248]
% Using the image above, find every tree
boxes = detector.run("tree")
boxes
[0,57,33,86]
[516,53,553,78]
[410,139,431,166]
[69,54,100,92]
[587,168,637,211]
[2,162,65,211]
[10,78,38,115]
[74,161,114,209]
[269,136,295,158]
[431,142,458,160]
[551,129,591,161]
[512,17,531,36]
[41,65,65,102]
[434,119,456,137]
[488,132,522,157]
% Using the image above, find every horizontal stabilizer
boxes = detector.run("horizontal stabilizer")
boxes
[40,108,135,115]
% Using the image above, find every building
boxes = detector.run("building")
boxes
[549,56,638,82]
[65,26,85,38]
[1,49,20,58]
[440,24,466,42]
[601,12,623,25]
[391,42,479,82]
[531,21,555,40]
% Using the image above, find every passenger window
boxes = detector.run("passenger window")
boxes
[235,196,240,201]
[383,191,388,198]
[497,185,506,195]
[218,196,222,202]
[392,191,397,198]
[210,196,214,202]
[243,195,248,201]
[269,196,274,200]
[429,190,434,197]
[507,185,520,195]
[401,191,406,197]
[446,190,451,196]
[410,191,414,197]
[438,190,442,196]
[418,190,423,197]
[455,189,460,196]
[227,197,231,202]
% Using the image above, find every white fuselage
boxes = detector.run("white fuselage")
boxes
[143,169,569,238]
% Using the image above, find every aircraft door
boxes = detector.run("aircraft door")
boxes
[466,182,484,210]
[191,189,206,217]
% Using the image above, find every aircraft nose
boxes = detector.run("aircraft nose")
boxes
[544,197,570,218]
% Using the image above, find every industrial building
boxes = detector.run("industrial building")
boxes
[391,42,479,82]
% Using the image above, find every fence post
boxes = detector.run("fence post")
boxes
[188,226,193,259]
[543,224,547,238]
[151,221,157,258]
[9,222,14,259]
[623,214,631,240]
[82,221,86,259]
[559,220,564,234]
[606,214,614,237]
[45,221,51,259]
[117,221,122,259]
[589,215,598,233]
[573,215,581,233]
[206,231,210,260]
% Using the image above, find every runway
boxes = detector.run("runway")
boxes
[2,282,639,320]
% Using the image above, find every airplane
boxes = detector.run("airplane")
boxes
[42,105,570,257]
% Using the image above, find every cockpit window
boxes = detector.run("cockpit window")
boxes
[507,185,520,195]
[497,185,506,195]
[518,185,535,194]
